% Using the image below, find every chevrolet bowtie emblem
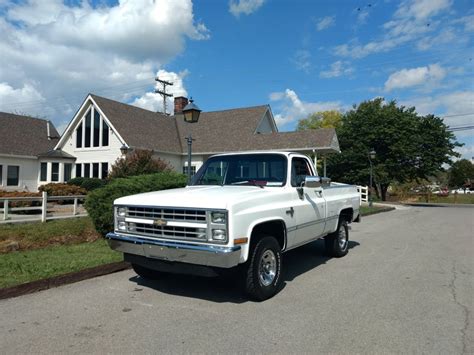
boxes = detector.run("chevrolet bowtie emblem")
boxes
[153,219,167,226]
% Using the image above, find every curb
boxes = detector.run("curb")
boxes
[361,206,396,217]
[0,261,130,301]
[402,202,474,208]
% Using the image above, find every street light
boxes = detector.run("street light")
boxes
[120,144,130,156]
[368,149,376,207]
[182,98,201,184]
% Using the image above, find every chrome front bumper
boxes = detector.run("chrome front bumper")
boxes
[105,233,241,268]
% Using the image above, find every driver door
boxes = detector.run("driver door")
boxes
[291,157,327,246]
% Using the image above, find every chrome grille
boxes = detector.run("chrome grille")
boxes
[134,224,206,240]
[127,207,206,222]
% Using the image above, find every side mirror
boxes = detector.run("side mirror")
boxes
[304,176,331,188]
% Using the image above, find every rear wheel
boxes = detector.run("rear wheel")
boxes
[131,263,161,280]
[245,236,283,301]
[325,220,349,257]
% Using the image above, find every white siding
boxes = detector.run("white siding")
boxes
[0,156,39,191]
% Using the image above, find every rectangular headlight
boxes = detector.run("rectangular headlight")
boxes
[212,229,226,241]
[117,207,126,217]
[211,212,226,224]
[118,221,127,231]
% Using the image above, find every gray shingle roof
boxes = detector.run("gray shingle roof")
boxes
[90,94,182,153]
[0,112,59,156]
[88,94,339,155]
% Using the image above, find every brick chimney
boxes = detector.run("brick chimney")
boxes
[174,96,189,115]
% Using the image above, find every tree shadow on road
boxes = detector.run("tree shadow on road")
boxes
[128,239,360,304]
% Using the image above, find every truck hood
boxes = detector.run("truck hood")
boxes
[114,185,275,210]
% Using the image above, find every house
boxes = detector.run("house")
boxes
[0,112,75,191]
[54,94,340,181]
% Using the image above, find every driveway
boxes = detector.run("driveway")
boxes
[1,206,472,353]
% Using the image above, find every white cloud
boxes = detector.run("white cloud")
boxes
[334,0,454,58]
[131,69,189,113]
[316,16,334,31]
[395,0,452,20]
[452,15,474,32]
[269,89,343,129]
[384,64,446,91]
[229,0,265,17]
[293,50,311,72]
[0,0,208,128]
[0,82,45,107]
[320,61,354,78]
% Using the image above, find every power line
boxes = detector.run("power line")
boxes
[441,112,474,118]
[154,77,173,115]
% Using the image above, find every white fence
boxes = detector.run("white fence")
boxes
[0,192,87,223]
[357,185,368,204]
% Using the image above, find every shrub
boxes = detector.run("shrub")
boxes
[108,149,171,179]
[67,177,107,191]
[0,190,41,208]
[38,183,87,196]
[85,171,187,235]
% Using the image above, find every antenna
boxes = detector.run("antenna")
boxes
[155,77,173,115]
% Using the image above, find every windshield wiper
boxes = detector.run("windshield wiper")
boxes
[230,180,266,188]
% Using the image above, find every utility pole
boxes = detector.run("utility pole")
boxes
[154,77,173,115]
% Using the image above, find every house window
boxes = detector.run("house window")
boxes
[93,110,100,147]
[76,122,83,148]
[101,162,108,179]
[102,121,109,146]
[64,163,72,182]
[84,109,91,148]
[92,163,99,178]
[40,163,47,181]
[51,163,59,182]
[0,165,3,185]
[7,166,19,186]
[84,163,90,178]
[75,164,82,178]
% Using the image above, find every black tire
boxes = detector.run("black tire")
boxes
[325,219,349,257]
[245,236,283,301]
[131,263,160,280]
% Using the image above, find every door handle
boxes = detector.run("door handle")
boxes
[286,207,294,218]
[315,190,323,197]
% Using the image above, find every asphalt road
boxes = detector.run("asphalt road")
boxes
[1,206,472,354]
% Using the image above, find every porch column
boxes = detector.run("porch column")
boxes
[323,155,327,177]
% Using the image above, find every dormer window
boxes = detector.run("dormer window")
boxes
[75,105,109,149]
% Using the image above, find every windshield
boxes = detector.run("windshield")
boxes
[192,154,287,187]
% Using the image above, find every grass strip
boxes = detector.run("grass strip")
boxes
[0,239,121,289]
[360,205,395,216]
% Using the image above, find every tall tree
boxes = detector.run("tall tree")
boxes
[448,159,474,188]
[297,110,342,131]
[327,99,461,200]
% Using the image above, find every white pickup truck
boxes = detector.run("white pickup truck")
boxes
[106,151,361,300]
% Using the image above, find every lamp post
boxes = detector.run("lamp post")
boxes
[368,149,376,207]
[120,144,130,157]
[182,98,201,184]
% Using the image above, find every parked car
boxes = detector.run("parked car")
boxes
[451,188,471,194]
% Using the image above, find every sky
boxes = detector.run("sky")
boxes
[0,0,472,160]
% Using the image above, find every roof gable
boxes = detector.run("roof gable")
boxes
[0,112,59,156]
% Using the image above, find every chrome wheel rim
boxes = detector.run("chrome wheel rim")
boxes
[259,250,277,287]
[338,225,348,250]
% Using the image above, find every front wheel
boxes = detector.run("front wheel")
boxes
[325,220,349,257]
[245,236,283,301]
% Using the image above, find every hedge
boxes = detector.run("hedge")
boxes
[85,171,187,236]
[67,177,107,191]
[38,183,87,196]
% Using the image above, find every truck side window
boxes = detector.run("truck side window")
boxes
[291,158,313,187]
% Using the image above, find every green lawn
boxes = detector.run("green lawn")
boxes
[0,217,100,252]
[416,194,474,204]
[360,205,395,215]
[0,239,121,289]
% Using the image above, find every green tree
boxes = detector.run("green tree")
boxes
[297,110,343,131]
[327,98,461,200]
[109,149,171,179]
[448,159,474,188]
